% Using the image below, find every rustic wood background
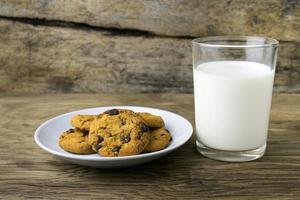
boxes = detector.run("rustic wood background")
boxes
[0,0,299,94]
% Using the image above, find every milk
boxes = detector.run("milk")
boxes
[193,61,275,151]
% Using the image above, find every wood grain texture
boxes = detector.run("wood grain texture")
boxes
[0,0,299,41]
[0,93,299,199]
[0,20,299,94]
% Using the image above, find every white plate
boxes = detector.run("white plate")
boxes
[34,106,193,168]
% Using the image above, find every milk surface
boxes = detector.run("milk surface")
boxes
[193,61,275,151]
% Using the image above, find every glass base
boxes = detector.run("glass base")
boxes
[196,141,266,162]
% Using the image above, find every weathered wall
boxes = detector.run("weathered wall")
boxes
[0,0,299,94]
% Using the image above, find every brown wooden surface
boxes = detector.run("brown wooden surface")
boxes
[0,93,299,199]
[0,0,299,41]
[0,19,299,94]
[0,0,299,94]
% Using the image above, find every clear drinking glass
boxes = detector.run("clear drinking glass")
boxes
[192,36,279,162]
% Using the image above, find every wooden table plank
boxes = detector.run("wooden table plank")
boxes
[0,0,299,41]
[0,19,299,94]
[0,94,299,200]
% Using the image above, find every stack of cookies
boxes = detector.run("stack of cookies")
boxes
[59,109,172,157]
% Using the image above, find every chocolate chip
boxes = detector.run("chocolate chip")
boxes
[97,136,104,143]
[165,129,169,133]
[82,130,89,136]
[140,124,150,132]
[112,146,121,153]
[94,143,102,151]
[120,135,131,143]
[104,109,119,115]
[66,129,74,133]
[92,136,104,151]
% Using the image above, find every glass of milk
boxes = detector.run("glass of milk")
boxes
[192,36,279,162]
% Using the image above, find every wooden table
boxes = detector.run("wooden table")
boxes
[0,94,299,199]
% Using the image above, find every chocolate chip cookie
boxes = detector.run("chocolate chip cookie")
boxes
[138,112,164,128]
[88,109,150,157]
[143,128,172,152]
[70,114,96,131]
[59,128,95,154]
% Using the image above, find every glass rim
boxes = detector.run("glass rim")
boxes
[192,36,279,48]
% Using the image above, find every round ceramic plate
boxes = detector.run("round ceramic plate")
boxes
[34,106,193,168]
